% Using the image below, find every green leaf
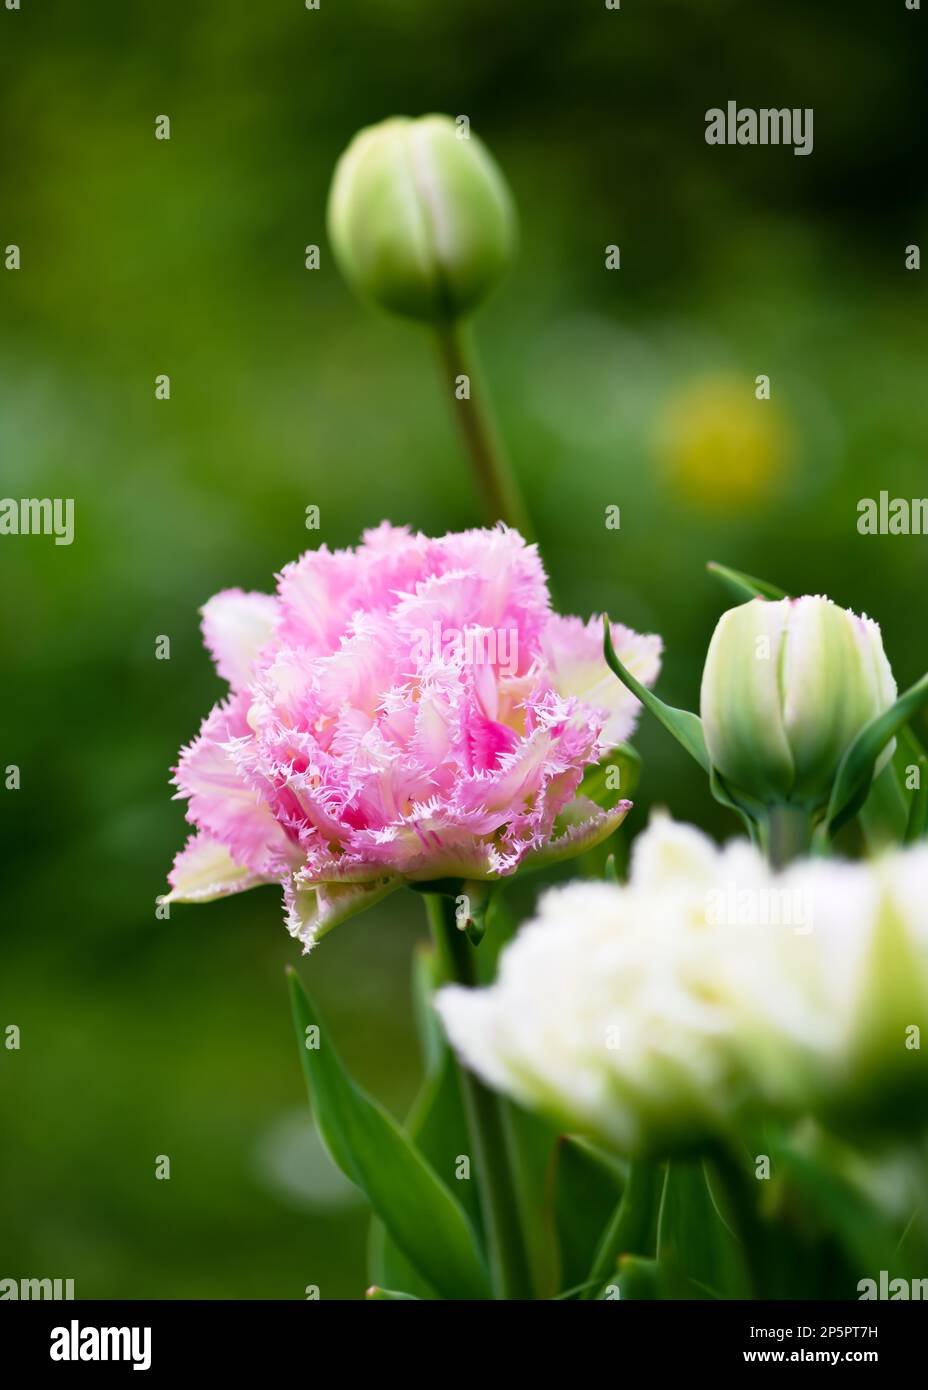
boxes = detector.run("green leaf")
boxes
[368,1050,481,1298]
[900,725,928,842]
[858,760,909,851]
[364,1286,420,1301]
[771,1135,902,1279]
[826,672,928,837]
[598,1255,660,1300]
[552,1277,607,1300]
[549,1137,626,1297]
[580,742,641,808]
[583,1159,661,1299]
[370,944,483,1298]
[859,725,928,850]
[906,773,928,841]
[288,968,490,1300]
[603,617,710,772]
[657,1160,748,1298]
[709,765,764,840]
[706,561,788,603]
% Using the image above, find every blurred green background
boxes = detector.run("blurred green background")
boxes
[1,0,925,1298]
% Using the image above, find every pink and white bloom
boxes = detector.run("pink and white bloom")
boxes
[164,524,661,948]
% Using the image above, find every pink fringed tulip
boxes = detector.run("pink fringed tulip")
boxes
[164,524,661,947]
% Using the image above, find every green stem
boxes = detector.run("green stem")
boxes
[761,803,814,869]
[434,319,533,538]
[425,893,534,1299]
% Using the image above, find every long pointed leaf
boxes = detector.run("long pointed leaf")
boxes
[603,618,710,772]
[860,723,928,849]
[826,672,928,836]
[583,1159,661,1299]
[288,968,490,1300]
[548,1136,626,1297]
[900,725,928,842]
[369,1051,480,1298]
[370,944,482,1298]
[706,561,788,603]
[906,767,928,842]
[859,760,909,851]
[709,766,764,839]
[657,1159,748,1298]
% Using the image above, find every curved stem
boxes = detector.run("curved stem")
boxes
[434,320,534,539]
[425,893,534,1299]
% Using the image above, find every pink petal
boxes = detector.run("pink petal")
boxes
[540,614,662,748]
[201,588,278,692]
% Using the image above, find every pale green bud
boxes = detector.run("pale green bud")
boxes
[700,595,897,812]
[327,114,516,324]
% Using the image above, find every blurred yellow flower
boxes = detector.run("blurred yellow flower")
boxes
[658,373,791,510]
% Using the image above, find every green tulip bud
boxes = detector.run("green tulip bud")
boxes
[700,595,897,814]
[327,114,516,324]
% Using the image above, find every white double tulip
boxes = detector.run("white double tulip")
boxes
[438,816,928,1155]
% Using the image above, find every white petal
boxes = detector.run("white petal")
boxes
[164,834,264,903]
[284,875,402,951]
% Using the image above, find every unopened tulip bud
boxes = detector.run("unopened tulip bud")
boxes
[327,114,516,324]
[700,595,897,814]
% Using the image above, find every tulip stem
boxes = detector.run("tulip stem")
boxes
[762,804,813,869]
[434,320,534,539]
[425,893,534,1299]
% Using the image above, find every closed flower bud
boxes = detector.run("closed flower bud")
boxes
[327,114,516,324]
[700,595,897,814]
